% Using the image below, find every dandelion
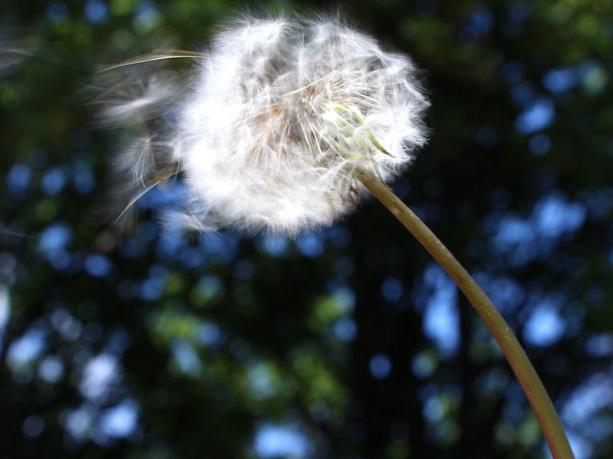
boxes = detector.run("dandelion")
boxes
[99,15,573,459]
[100,17,427,234]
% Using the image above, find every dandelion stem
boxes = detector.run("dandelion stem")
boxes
[358,169,574,459]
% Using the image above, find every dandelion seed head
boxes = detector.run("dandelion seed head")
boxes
[101,16,429,235]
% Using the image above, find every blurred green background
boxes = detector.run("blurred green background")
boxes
[1,0,612,458]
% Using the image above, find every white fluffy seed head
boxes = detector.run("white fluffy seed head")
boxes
[102,16,429,235]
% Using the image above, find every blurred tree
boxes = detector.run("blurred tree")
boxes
[1,1,612,458]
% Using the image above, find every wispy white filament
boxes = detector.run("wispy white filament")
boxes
[101,16,429,235]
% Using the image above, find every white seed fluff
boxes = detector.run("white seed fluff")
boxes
[102,17,429,235]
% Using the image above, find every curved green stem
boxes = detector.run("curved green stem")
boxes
[358,170,574,459]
